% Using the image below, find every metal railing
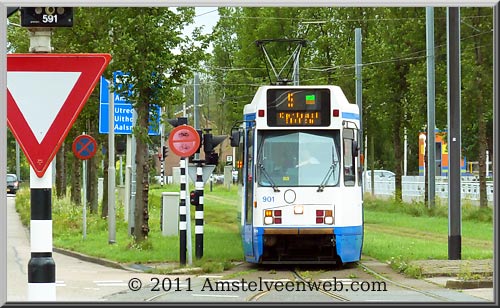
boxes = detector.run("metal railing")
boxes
[363,176,494,205]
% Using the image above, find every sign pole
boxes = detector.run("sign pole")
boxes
[186,158,193,265]
[28,165,56,301]
[179,157,187,265]
[195,161,204,259]
[108,82,116,244]
[168,123,200,266]
[72,133,98,241]
[27,25,55,302]
[82,132,87,240]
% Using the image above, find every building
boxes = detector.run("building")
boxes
[418,131,466,177]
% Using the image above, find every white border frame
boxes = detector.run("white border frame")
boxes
[1,0,498,305]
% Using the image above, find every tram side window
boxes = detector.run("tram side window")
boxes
[343,131,355,186]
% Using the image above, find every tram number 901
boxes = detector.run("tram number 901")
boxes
[262,196,275,203]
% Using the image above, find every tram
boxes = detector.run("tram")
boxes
[230,85,363,264]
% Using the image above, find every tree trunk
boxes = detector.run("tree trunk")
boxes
[393,118,403,203]
[133,102,150,242]
[370,134,375,196]
[55,144,66,198]
[88,155,99,214]
[393,61,407,204]
[473,8,488,208]
[88,113,99,214]
[101,149,109,219]
[71,156,81,205]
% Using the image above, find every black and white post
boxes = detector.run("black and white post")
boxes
[28,164,56,300]
[160,157,164,186]
[179,157,187,265]
[195,162,204,259]
[27,26,55,301]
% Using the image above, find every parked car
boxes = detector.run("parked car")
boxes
[363,170,395,180]
[7,173,19,194]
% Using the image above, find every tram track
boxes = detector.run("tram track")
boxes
[248,262,455,302]
[291,269,351,302]
[358,262,452,302]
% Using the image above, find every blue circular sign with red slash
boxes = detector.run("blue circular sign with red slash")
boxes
[72,134,97,160]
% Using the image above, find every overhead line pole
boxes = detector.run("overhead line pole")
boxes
[108,82,116,244]
[355,28,364,188]
[426,7,436,209]
[447,7,462,260]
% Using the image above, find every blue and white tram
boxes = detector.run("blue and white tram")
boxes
[231,85,363,264]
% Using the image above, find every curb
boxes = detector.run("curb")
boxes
[445,279,493,289]
[53,247,205,275]
[53,247,142,272]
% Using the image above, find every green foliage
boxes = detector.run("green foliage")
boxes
[15,184,243,269]
[209,7,493,179]
[387,255,423,278]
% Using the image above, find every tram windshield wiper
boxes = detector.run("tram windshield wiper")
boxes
[258,163,280,192]
[317,161,338,192]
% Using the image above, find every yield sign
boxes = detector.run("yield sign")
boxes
[7,53,112,177]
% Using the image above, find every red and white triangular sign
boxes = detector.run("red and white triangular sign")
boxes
[7,53,111,178]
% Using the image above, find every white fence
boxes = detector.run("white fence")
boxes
[363,176,494,205]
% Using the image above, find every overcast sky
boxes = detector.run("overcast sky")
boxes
[193,7,220,34]
[180,7,219,54]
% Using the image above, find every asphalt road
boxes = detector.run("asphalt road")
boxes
[5,194,190,302]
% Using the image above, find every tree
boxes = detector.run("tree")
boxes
[460,7,493,208]
[107,7,208,242]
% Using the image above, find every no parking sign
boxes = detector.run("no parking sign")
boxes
[72,134,98,160]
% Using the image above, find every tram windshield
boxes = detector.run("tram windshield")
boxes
[257,130,341,187]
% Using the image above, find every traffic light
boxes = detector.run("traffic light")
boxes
[162,145,169,159]
[189,190,200,206]
[205,152,219,166]
[203,133,226,153]
[20,7,73,27]
[166,117,187,127]
[195,129,203,154]
[202,132,226,165]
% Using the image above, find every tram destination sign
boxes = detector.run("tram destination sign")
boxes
[266,88,331,127]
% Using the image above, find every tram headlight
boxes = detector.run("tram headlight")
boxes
[264,210,273,224]
[264,217,274,225]
[324,210,334,224]
[294,205,304,214]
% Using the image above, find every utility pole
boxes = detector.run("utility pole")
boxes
[108,82,116,244]
[355,28,364,188]
[447,7,462,260]
[426,7,436,208]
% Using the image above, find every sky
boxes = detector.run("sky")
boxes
[184,7,220,53]
[192,7,220,35]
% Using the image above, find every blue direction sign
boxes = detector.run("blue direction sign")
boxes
[99,71,160,135]
[72,134,97,160]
